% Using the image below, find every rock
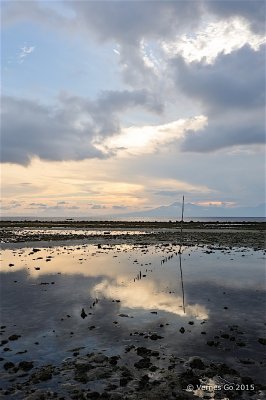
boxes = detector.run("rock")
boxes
[9,334,21,341]
[179,327,185,334]
[179,370,200,389]
[134,358,151,369]
[18,361,34,371]
[258,338,266,345]
[90,354,108,363]
[120,377,129,386]
[81,308,87,319]
[241,376,254,385]
[138,374,149,389]
[221,333,230,339]
[236,342,246,347]
[189,358,205,370]
[32,366,53,382]
[118,314,129,317]
[136,347,152,357]
[3,362,15,370]
[149,333,163,340]
[87,392,100,399]
[109,394,123,400]
[125,345,135,353]
[109,356,120,365]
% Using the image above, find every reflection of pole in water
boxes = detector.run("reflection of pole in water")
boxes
[179,252,185,314]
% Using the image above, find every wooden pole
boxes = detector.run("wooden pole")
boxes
[178,195,184,254]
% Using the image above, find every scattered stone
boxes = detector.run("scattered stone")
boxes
[134,358,151,369]
[149,333,163,340]
[179,327,185,334]
[3,362,15,370]
[258,338,266,345]
[81,308,87,319]
[221,333,230,339]
[18,361,34,371]
[189,358,205,370]
[8,334,21,341]
[32,366,53,382]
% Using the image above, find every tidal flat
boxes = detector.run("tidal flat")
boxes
[0,222,265,399]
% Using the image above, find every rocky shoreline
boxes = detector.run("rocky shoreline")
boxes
[0,221,265,249]
[2,344,266,400]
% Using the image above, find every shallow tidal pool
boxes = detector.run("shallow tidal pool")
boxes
[0,242,265,388]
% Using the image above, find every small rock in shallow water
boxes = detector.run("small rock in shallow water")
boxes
[189,357,205,370]
[81,308,87,319]
[3,362,15,370]
[18,361,34,371]
[179,327,185,334]
[149,333,163,340]
[8,334,21,341]
[134,358,151,369]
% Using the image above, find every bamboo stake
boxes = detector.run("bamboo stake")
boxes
[178,195,184,254]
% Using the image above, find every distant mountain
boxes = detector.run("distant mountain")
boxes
[121,202,266,218]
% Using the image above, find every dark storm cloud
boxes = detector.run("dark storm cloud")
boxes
[172,45,265,113]
[181,110,265,152]
[205,0,266,34]
[68,1,203,44]
[171,45,265,152]
[1,89,162,165]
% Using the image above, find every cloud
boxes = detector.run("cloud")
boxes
[18,45,35,64]
[29,203,47,208]
[90,205,106,209]
[181,109,265,152]
[1,89,162,165]
[205,0,266,34]
[162,18,265,64]
[69,1,203,45]
[172,45,265,112]
[171,45,265,152]
[112,205,128,210]
[98,116,207,156]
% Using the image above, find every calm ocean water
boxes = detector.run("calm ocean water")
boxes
[1,216,265,222]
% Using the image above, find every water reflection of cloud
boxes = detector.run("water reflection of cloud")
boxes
[92,279,208,320]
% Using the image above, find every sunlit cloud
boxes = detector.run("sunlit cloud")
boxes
[162,17,265,64]
[96,115,207,156]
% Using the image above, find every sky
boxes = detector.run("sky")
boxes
[1,0,265,217]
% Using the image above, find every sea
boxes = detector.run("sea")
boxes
[1,216,265,222]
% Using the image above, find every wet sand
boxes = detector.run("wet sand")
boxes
[0,222,265,399]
